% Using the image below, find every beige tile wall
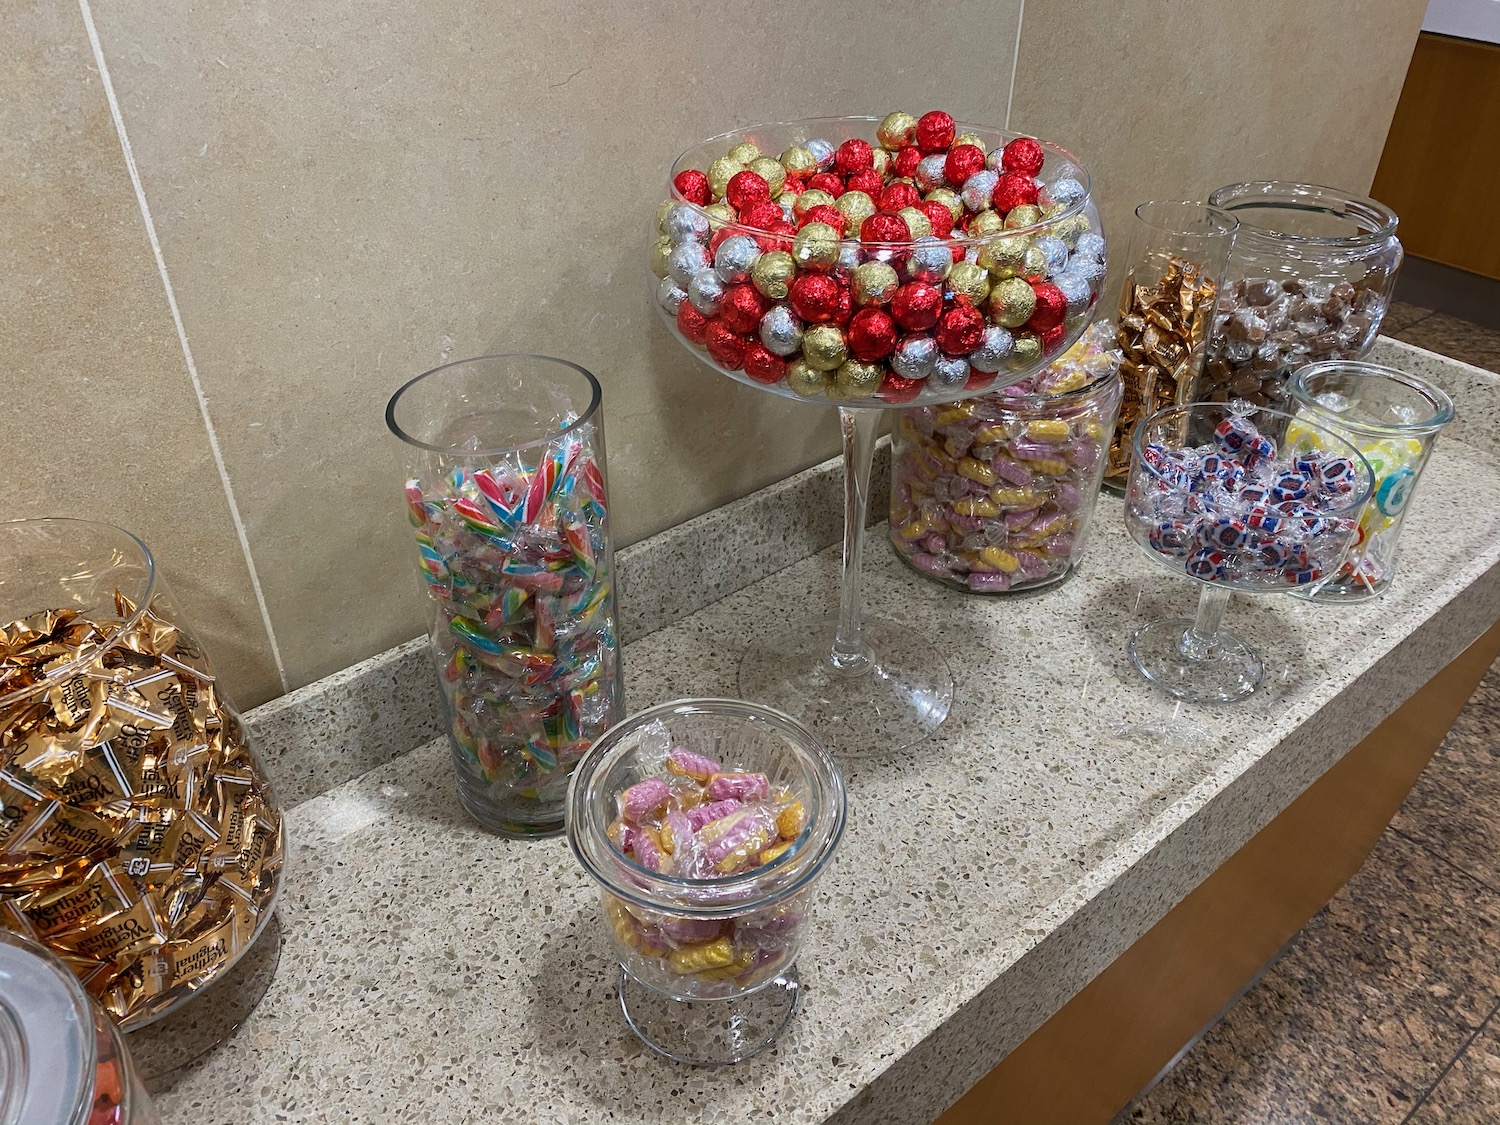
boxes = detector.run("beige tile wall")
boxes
[4,1,1421,707]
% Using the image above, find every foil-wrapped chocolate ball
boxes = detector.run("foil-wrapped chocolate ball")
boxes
[946,261,992,306]
[905,236,952,284]
[714,235,761,284]
[1068,252,1107,287]
[793,189,837,218]
[708,156,744,199]
[848,307,898,361]
[977,234,1028,279]
[969,210,1006,238]
[891,281,943,331]
[688,269,725,316]
[836,242,862,275]
[878,110,918,149]
[936,304,985,355]
[792,222,841,271]
[664,203,710,244]
[780,145,818,179]
[1053,270,1093,312]
[789,273,843,322]
[802,324,848,371]
[930,354,970,390]
[668,241,710,288]
[1039,176,1087,210]
[759,305,805,356]
[834,189,877,232]
[915,110,956,153]
[835,359,884,398]
[704,201,736,228]
[961,170,1000,213]
[655,199,675,233]
[674,168,712,206]
[1001,136,1046,176]
[953,132,985,151]
[727,141,761,165]
[925,188,962,222]
[751,251,796,300]
[650,235,673,278]
[657,276,687,315]
[989,277,1037,327]
[1022,244,1049,281]
[897,206,933,240]
[1034,235,1070,274]
[892,335,938,379]
[851,260,900,306]
[1009,331,1043,368]
[1005,204,1044,230]
[787,359,832,397]
[805,138,836,171]
[871,147,891,178]
[915,154,949,193]
[719,283,769,333]
[749,156,787,198]
[968,324,1015,371]
[1074,231,1106,262]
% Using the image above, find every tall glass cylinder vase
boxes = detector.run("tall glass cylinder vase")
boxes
[387,355,624,837]
[1104,201,1238,489]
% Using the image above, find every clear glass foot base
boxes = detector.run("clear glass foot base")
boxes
[737,616,954,756]
[619,965,801,1066]
[1129,618,1265,703]
[131,912,283,1089]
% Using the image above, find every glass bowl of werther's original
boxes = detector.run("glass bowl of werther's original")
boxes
[0,518,283,1030]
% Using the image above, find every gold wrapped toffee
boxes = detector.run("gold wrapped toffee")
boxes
[0,592,283,1027]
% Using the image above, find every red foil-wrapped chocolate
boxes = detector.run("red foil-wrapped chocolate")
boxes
[915,110,956,153]
[893,146,921,179]
[704,321,748,369]
[992,171,1040,214]
[1028,282,1068,332]
[891,282,942,331]
[860,211,911,244]
[725,170,770,211]
[849,308,899,361]
[720,284,770,334]
[677,301,711,344]
[674,169,711,206]
[789,274,843,323]
[878,182,921,212]
[743,342,788,384]
[834,138,874,174]
[944,144,986,186]
[936,305,985,355]
[1001,136,1046,176]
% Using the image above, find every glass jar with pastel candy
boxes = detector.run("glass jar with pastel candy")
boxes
[1124,403,1374,702]
[890,321,1122,593]
[567,698,846,1065]
[1286,360,1454,601]
[386,355,623,837]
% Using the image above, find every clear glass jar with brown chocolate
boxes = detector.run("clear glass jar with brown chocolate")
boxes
[1196,182,1402,411]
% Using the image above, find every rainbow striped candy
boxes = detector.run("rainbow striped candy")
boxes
[449,616,505,655]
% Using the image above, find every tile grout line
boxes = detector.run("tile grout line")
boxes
[1004,0,1024,130]
[1398,996,1500,1124]
[77,0,290,693]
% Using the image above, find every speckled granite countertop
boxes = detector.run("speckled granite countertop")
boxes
[158,342,1500,1125]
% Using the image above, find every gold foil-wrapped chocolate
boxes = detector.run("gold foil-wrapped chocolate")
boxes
[0,595,283,1027]
[1105,256,1218,486]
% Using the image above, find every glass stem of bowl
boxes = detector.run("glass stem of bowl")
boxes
[1180,585,1232,661]
[831,406,881,673]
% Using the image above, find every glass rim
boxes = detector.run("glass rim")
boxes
[1206,180,1399,246]
[384,353,603,459]
[665,114,1095,249]
[1130,402,1376,513]
[1131,200,1239,239]
[566,697,847,917]
[0,518,157,709]
[1289,360,1455,435]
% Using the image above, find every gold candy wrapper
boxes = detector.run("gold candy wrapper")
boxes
[0,595,283,1027]
[1105,256,1219,485]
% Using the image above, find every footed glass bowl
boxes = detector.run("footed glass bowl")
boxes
[649,116,1104,408]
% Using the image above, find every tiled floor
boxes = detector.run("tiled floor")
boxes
[1118,309,1500,1125]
